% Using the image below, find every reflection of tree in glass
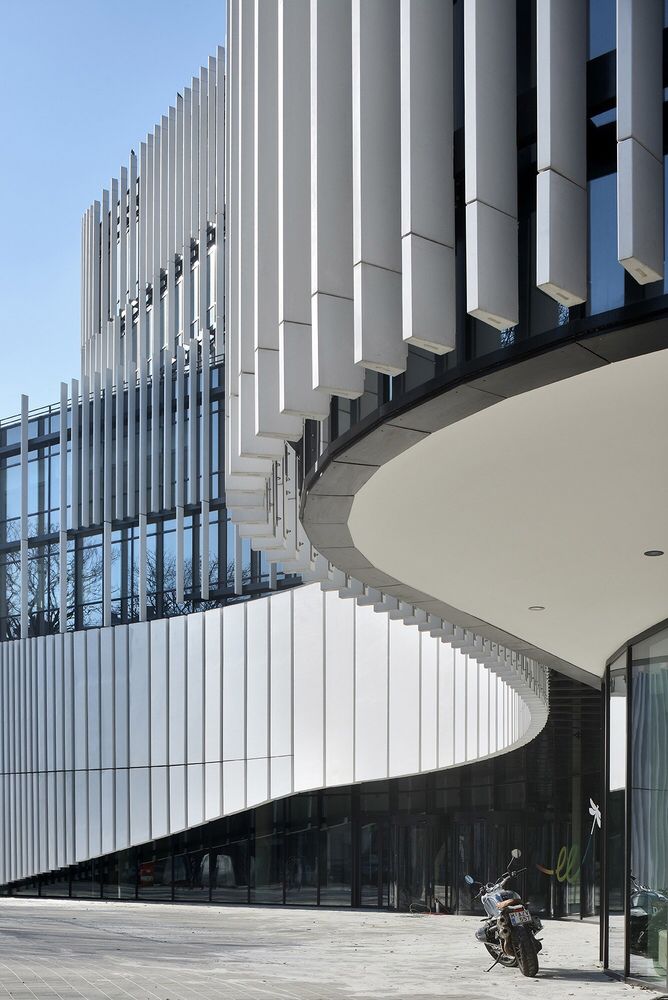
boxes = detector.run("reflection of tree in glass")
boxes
[1,518,235,639]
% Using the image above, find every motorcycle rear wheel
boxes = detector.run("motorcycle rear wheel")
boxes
[484,943,518,968]
[513,928,539,977]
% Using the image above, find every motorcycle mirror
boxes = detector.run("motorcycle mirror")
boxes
[511,848,522,859]
[464,874,475,886]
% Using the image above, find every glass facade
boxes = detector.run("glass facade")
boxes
[604,624,668,990]
[5,673,601,920]
[0,362,297,641]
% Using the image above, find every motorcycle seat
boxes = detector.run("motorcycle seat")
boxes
[497,899,523,909]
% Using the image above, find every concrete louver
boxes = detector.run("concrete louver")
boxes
[72,13,565,713]
[464,0,518,331]
[222,0,660,668]
[536,0,587,306]
[616,0,664,284]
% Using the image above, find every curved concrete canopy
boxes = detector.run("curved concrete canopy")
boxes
[349,349,668,677]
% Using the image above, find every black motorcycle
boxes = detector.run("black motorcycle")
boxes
[464,848,543,977]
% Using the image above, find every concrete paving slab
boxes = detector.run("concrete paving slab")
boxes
[0,900,643,1000]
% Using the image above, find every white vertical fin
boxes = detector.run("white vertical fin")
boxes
[400,0,456,354]
[352,0,405,374]
[536,0,587,306]
[617,0,664,284]
[464,0,518,330]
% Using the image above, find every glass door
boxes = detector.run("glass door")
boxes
[394,819,431,911]
[359,821,390,907]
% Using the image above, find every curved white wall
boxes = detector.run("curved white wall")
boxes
[0,584,547,886]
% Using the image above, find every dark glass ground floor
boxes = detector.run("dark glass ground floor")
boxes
[4,674,602,919]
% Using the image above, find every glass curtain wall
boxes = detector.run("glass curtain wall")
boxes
[0,364,298,641]
[605,624,668,990]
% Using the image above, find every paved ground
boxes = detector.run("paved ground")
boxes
[0,899,643,999]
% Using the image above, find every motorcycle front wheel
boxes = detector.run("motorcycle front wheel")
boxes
[512,928,539,977]
[484,943,518,968]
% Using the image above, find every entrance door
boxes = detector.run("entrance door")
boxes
[394,819,431,911]
[359,821,390,907]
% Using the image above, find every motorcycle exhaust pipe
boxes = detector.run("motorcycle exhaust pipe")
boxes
[497,914,515,956]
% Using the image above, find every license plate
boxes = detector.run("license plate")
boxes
[509,909,532,926]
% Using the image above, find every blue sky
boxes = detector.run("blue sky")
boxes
[0,0,225,417]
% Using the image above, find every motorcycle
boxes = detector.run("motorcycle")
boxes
[629,873,668,960]
[464,848,543,978]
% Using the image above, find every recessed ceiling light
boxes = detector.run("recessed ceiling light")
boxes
[528,605,545,612]
[644,549,664,557]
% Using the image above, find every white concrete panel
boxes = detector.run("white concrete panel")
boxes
[312,293,363,399]
[617,0,663,160]
[169,764,187,832]
[400,0,454,249]
[310,0,363,398]
[113,627,129,770]
[239,372,285,458]
[129,767,151,844]
[128,622,150,768]
[47,771,57,871]
[466,200,518,330]
[354,605,389,781]
[438,644,455,768]
[205,762,222,821]
[617,137,664,284]
[293,585,325,792]
[88,770,102,860]
[246,599,269,804]
[270,589,293,799]
[150,619,169,768]
[254,0,304,439]
[223,759,246,815]
[279,324,329,419]
[34,643,44,774]
[65,771,76,865]
[86,631,101,771]
[150,766,169,840]
[222,601,246,763]
[168,617,187,766]
[255,349,303,440]
[56,772,67,869]
[536,169,587,306]
[400,0,455,355]
[536,0,586,185]
[277,0,330,419]
[352,0,405,375]
[204,609,223,764]
[54,637,65,772]
[187,763,204,827]
[353,261,404,374]
[72,631,88,771]
[187,614,205,764]
[388,617,420,777]
[420,633,438,772]
[479,667,490,758]
[324,590,354,787]
[101,769,115,856]
[113,767,129,851]
[466,656,479,761]
[74,771,88,862]
[464,0,516,217]
[63,635,75,772]
[402,234,456,354]
[453,651,467,764]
